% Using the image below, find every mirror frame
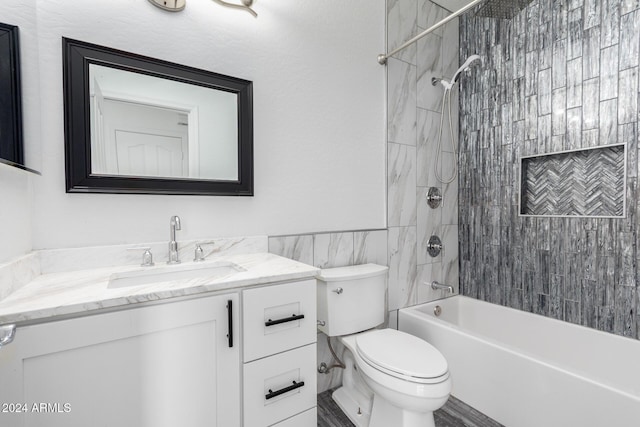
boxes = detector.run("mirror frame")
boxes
[63,38,253,195]
[0,22,25,170]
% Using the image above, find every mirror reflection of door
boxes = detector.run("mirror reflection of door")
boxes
[103,99,189,178]
[88,63,239,182]
[113,129,186,178]
[91,88,190,178]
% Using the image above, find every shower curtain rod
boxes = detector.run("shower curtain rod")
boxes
[377,0,484,65]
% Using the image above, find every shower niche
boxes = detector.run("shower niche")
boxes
[519,143,626,218]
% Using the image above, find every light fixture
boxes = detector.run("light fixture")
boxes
[148,0,186,12]
[148,0,257,17]
[212,0,257,17]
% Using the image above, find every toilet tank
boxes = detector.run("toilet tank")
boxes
[316,264,388,337]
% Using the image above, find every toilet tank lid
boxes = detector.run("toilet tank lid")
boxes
[318,264,388,282]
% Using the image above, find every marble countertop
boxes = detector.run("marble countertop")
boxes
[0,252,319,326]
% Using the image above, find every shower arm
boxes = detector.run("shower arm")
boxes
[377,0,484,65]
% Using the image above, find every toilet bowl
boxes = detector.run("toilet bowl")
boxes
[316,264,452,427]
[336,329,451,427]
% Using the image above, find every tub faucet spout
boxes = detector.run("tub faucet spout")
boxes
[431,281,453,293]
[168,215,181,264]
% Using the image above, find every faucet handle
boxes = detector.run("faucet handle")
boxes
[194,244,205,262]
[127,247,155,267]
[193,241,215,262]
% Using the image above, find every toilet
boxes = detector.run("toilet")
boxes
[317,264,451,427]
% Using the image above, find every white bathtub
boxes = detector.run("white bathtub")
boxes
[398,295,640,427]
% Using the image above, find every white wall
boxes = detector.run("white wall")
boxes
[28,0,386,250]
[0,164,33,263]
[0,0,40,262]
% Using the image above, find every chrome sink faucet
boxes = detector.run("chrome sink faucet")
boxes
[168,215,181,264]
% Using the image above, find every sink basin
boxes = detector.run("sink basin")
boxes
[108,262,246,289]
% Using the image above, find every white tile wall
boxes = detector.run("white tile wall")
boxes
[267,235,314,266]
[388,58,418,145]
[387,0,459,315]
[388,0,418,64]
[387,226,417,310]
[313,233,355,269]
[388,143,418,227]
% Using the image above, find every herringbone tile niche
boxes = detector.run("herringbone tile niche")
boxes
[520,144,626,218]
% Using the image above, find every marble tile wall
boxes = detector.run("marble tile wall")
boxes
[268,230,388,269]
[459,0,640,339]
[268,229,388,393]
[387,0,461,314]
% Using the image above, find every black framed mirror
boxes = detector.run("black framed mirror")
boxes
[63,38,253,195]
[0,22,25,170]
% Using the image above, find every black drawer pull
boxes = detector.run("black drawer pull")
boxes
[265,314,305,327]
[265,380,305,400]
[227,300,233,348]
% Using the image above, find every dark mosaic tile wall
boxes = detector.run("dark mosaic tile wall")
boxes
[458,0,639,339]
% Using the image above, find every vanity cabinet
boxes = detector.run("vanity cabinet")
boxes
[0,278,319,427]
[242,279,317,427]
[0,294,240,427]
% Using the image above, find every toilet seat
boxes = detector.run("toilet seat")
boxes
[356,329,449,384]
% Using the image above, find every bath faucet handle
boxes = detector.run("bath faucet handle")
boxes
[127,247,155,267]
[427,235,443,258]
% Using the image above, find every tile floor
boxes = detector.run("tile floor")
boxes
[317,389,504,427]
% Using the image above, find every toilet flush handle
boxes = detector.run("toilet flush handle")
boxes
[332,287,343,294]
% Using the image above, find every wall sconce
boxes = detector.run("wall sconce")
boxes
[148,0,186,12]
[212,0,257,17]
[148,0,257,17]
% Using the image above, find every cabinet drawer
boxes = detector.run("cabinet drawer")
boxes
[271,407,317,427]
[243,280,316,362]
[243,344,317,427]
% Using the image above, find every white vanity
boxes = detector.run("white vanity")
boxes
[0,244,318,427]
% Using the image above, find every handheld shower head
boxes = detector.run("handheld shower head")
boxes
[430,53,481,184]
[452,54,482,83]
[435,54,481,90]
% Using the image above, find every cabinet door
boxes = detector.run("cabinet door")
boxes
[0,294,240,427]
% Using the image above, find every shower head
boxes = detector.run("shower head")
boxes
[433,54,481,90]
[475,0,534,19]
[451,54,482,83]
